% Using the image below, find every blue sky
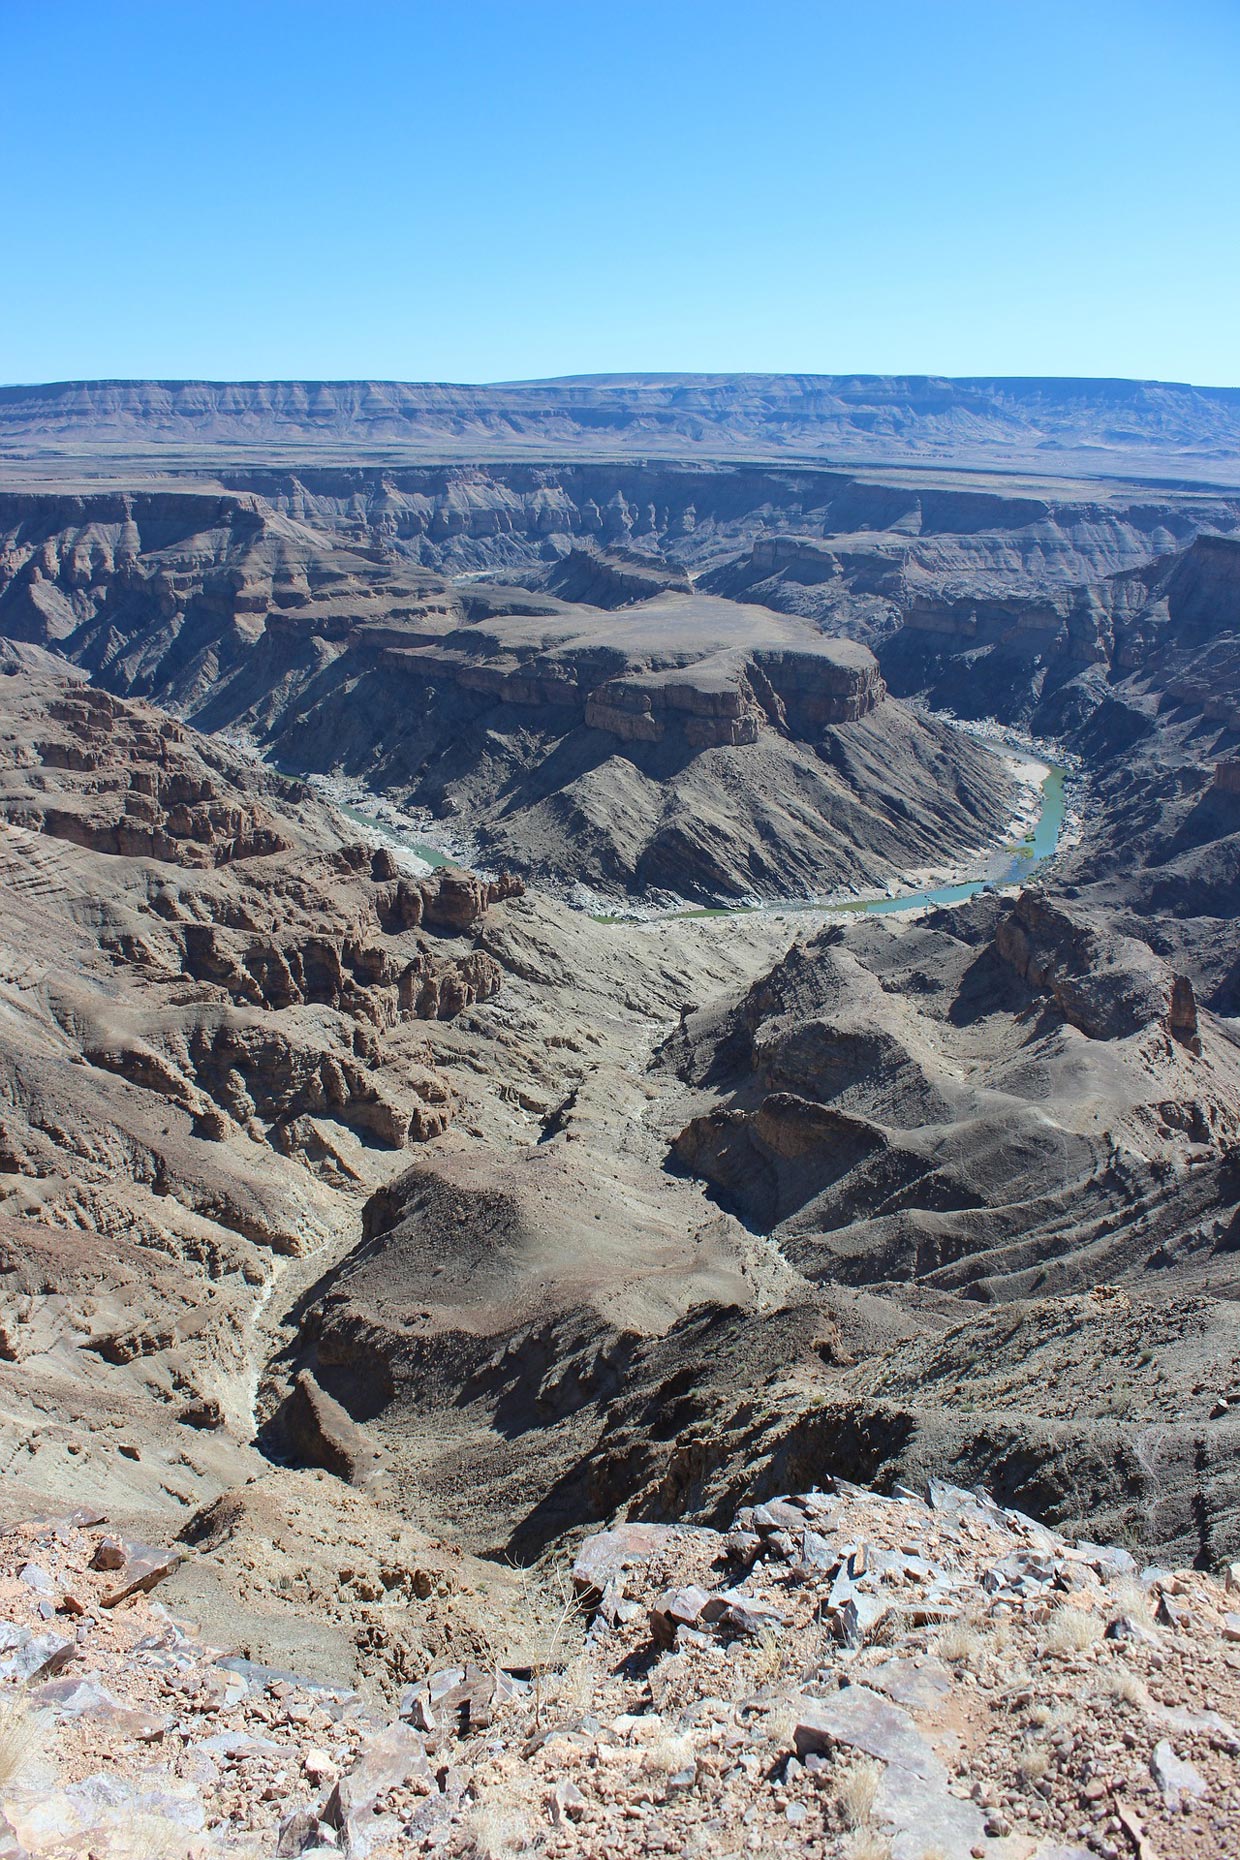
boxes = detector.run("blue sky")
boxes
[4,0,1238,386]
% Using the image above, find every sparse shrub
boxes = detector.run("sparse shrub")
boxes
[1016,1741,1051,1786]
[837,1754,884,1829]
[0,1697,41,1787]
[1044,1605,1101,1656]
[465,1802,536,1860]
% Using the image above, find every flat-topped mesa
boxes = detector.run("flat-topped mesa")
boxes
[585,642,884,748]
[382,593,888,753]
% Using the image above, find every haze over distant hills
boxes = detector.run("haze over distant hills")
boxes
[3,371,1240,484]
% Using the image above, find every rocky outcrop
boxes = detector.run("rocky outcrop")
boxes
[994,889,1194,1043]
[9,1478,1239,1860]
[540,543,692,608]
[7,685,291,867]
[1169,973,1201,1052]
[383,866,525,935]
[280,1368,386,1488]
[665,896,1240,1305]
[674,1094,888,1231]
[0,652,530,1284]
[180,920,505,1024]
[583,642,885,748]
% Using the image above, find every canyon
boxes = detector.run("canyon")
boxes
[1,380,1240,1857]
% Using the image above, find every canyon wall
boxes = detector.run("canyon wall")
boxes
[4,373,1240,482]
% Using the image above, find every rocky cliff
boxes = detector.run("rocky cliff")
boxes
[0,646,532,1543]
[269,592,1010,903]
[0,488,1019,902]
[5,372,1240,481]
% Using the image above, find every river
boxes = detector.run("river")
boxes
[306,742,1073,923]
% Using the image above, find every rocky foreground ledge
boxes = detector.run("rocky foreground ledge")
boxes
[0,1483,1238,1859]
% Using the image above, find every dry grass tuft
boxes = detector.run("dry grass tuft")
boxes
[127,1816,197,1860]
[746,1624,790,1688]
[936,1617,987,1665]
[0,1696,41,1787]
[543,1651,594,1717]
[640,1730,696,1780]
[1107,1577,1155,1628]
[465,1802,536,1860]
[845,1831,893,1860]
[1016,1741,1051,1786]
[1044,1605,1102,1656]
[762,1701,799,1749]
[649,1649,704,1715]
[526,1551,591,1726]
[837,1754,884,1829]
[1098,1663,1148,1708]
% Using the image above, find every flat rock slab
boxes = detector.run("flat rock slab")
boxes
[794,1684,944,1779]
[0,1622,73,1683]
[572,1523,710,1599]
[877,1756,989,1859]
[3,1772,206,1854]
[216,1653,356,1702]
[865,1656,955,1715]
[30,1675,169,1739]
[200,1730,286,1760]
[795,1683,998,1860]
[1150,1739,1207,1807]
[327,1720,432,1819]
[101,1545,184,1608]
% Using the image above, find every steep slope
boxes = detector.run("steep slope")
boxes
[0,644,527,1541]
[0,486,459,726]
[266,589,1015,903]
[212,461,1240,585]
[879,529,1240,730]
[263,877,1240,1571]
[872,531,1240,1003]
[649,894,1240,1560]
[0,491,1020,903]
